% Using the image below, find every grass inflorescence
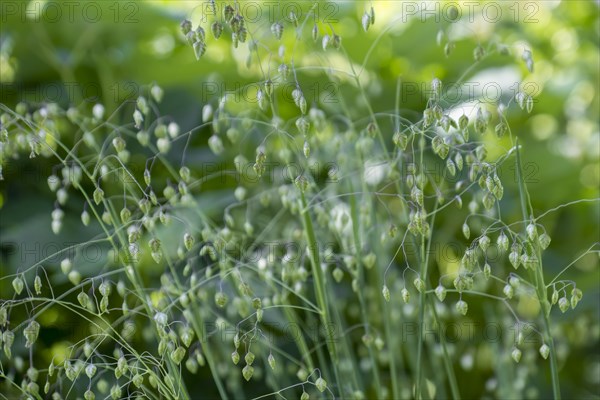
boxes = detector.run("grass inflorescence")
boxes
[0,2,599,399]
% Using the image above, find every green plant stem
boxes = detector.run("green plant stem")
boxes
[361,186,404,399]
[419,197,461,400]
[429,296,460,399]
[349,190,383,399]
[515,139,561,400]
[187,301,229,399]
[283,308,316,372]
[421,200,461,399]
[415,125,428,400]
[299,191,343,394]
[415,235,427,400]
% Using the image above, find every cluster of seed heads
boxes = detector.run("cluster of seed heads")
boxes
[0,3,590,399]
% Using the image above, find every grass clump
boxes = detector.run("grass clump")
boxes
[1,2,599,399]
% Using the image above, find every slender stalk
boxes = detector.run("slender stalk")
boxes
[415,235,427,400]
[429,297,460,399]
[349,190,383,399]
[299,191,343,394]
[418,200,461,400]
[283,305,316,373]
[415,125,428,400]
[359,180,403,399]
[515,139,561,400]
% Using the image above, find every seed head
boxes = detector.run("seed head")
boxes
[193,41,207,60]
[435,285,447,302]
[85,364,97,378]
[211,21,223,39]
[570,293,580,309]
[511,348,522,363]
[93,187,104,205]
[263,353,275,371]
[245,351,255,365]
[24,320,40,348]
[446,158,456,176]
[455,300,468,315]
[539,233,551,250]
[68,270,81,285]
[509,250,520,269]
[454,195,463,209]
[295,175,309,193]
[92,103,105,120]
[558,297,569,313]
[223,5,234,22]
[539,343,550,360]
[271,22,283,40]
[215,291,228,308]
[382,285,390,302]
[331,34,342,49]
[497,232,509,252]
[393,131,408,150]
[444,42,455,56]
[503,284,514,299]
[362,12,371,32]
[401,288,410,303]
[78,292,90,308]
[296,116,310,135]
[312,24,319,41]
[231,350,240,365]
[99,281,111,297]
[432,135,449,158]
[112,137,126,153]
[521,49,534,72]
[180,19,192,35]
[119,208,130,224]
[521,254,538,269]
[242,365,254,381]
[462,223,470,240]
[47,175,60,192]
[413,278,425,293]
[526,223,538,241]
[99,296,109,313]
[278,63,290,81]
[411,186,423,206]
[322,34,331,50]
[479,235,490,252]
[333,267,344,283]
[526,96,534,113]
[315,377,327,392]
[184,233,195,251]
[171,346,186,364]
[12,276,23,295]
[81,210,90,226]
[166,122,179,139]
[208,135,224,155]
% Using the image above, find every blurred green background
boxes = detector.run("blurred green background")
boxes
[1,1,599,398]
